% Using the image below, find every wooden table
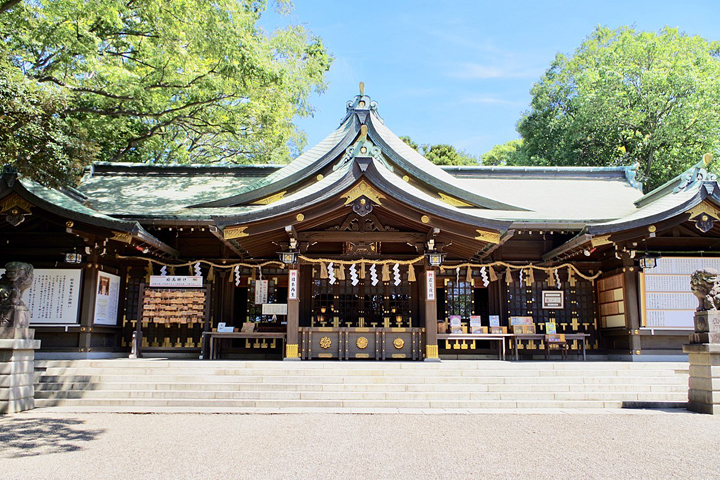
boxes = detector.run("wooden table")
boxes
[437,334,512,361]
[202,331,287,360]
[511,333,590,361]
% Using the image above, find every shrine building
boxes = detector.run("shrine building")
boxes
[2,88,719,361]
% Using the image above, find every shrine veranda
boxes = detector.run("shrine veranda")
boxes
[2,90,718,361]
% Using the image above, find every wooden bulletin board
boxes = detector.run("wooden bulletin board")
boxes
[640,257,717,329]
[597,273,625,328]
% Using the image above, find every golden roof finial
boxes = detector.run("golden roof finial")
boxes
[360,125,367,141]
[359,82,365,95]
[703,153,712,166]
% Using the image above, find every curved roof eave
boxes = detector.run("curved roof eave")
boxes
[586,187,715,235]
[214,157,512,233]
[192,114,361,208]
[365,111,528,212]
[0,175,178,257]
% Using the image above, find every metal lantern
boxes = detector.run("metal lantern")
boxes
[278,251,298,265]
[639,252,660,270]
[426,252,445,267]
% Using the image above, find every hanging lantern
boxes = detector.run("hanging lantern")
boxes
[639,252,660,270]
[278,251,298,265]
[426,252,445,267]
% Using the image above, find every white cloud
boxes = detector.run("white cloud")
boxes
[461,95,526,106]
[449,62,544,80]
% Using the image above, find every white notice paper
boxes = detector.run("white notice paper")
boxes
[94,271,121,325]
[0,268,82,324]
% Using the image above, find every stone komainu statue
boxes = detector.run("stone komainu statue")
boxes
[691,268,720,312]
[0,262,34,328]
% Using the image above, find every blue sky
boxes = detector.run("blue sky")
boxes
[261,0,720,158]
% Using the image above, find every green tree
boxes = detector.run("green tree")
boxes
[0,0,331,185]
[517,26,720,190]
[400,136,478,166]
[399,135,419,152]
[480,139,529,166]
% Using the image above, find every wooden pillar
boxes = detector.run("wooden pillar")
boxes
[285,265,300,360]
[622,255,642,356]
[79,256,99,356]
[423,265,440,362]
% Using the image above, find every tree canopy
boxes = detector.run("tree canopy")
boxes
[516,26,720,191]
[399,136,478,166]
[480,139,528,166]
[0,0,331,185]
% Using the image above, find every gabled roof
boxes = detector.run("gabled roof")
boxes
[71,90,651,230]
[543,156,720,260]
[587,156,719,234]
[0,167,178,257]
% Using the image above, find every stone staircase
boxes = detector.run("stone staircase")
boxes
[33,360,690,412]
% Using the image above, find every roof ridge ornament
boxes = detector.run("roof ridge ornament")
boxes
[343,83,380,122]
[624,162,642,190]
[674,153,716,193]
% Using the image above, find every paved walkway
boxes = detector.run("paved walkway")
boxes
[2,411,719,479]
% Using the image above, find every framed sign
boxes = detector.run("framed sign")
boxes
[489,315,500,327]
[288,270,298,300]
[542,291,564,309]
[469,315,482,334]
[640,256,708,328]
[93,271,121,325]
[149,276,203,288]
[449,315,462,334]
[426,271,436,301]
[261,304,288,315]
[1,268,82,324]
[254,279,269,304]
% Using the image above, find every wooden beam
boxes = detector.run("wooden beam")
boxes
[476,229,515,260]
[209,225,245,258]
[297,231,427,243]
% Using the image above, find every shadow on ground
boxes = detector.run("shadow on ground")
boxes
[0,417,105,459]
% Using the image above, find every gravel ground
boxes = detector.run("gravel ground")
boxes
[1,412,719,479]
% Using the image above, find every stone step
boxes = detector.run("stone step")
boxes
[36,367,688,377]
[32,361,690,412]
[34,373,688,387]
[33,381,688,394]
[33,388,687,402]
[36,360,688,369]
[33,397,632,409]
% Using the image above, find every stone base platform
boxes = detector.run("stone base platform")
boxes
[683,343,720,415]
[0,328,41,414]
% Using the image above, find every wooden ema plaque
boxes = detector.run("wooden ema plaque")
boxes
[141,288,206,324]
